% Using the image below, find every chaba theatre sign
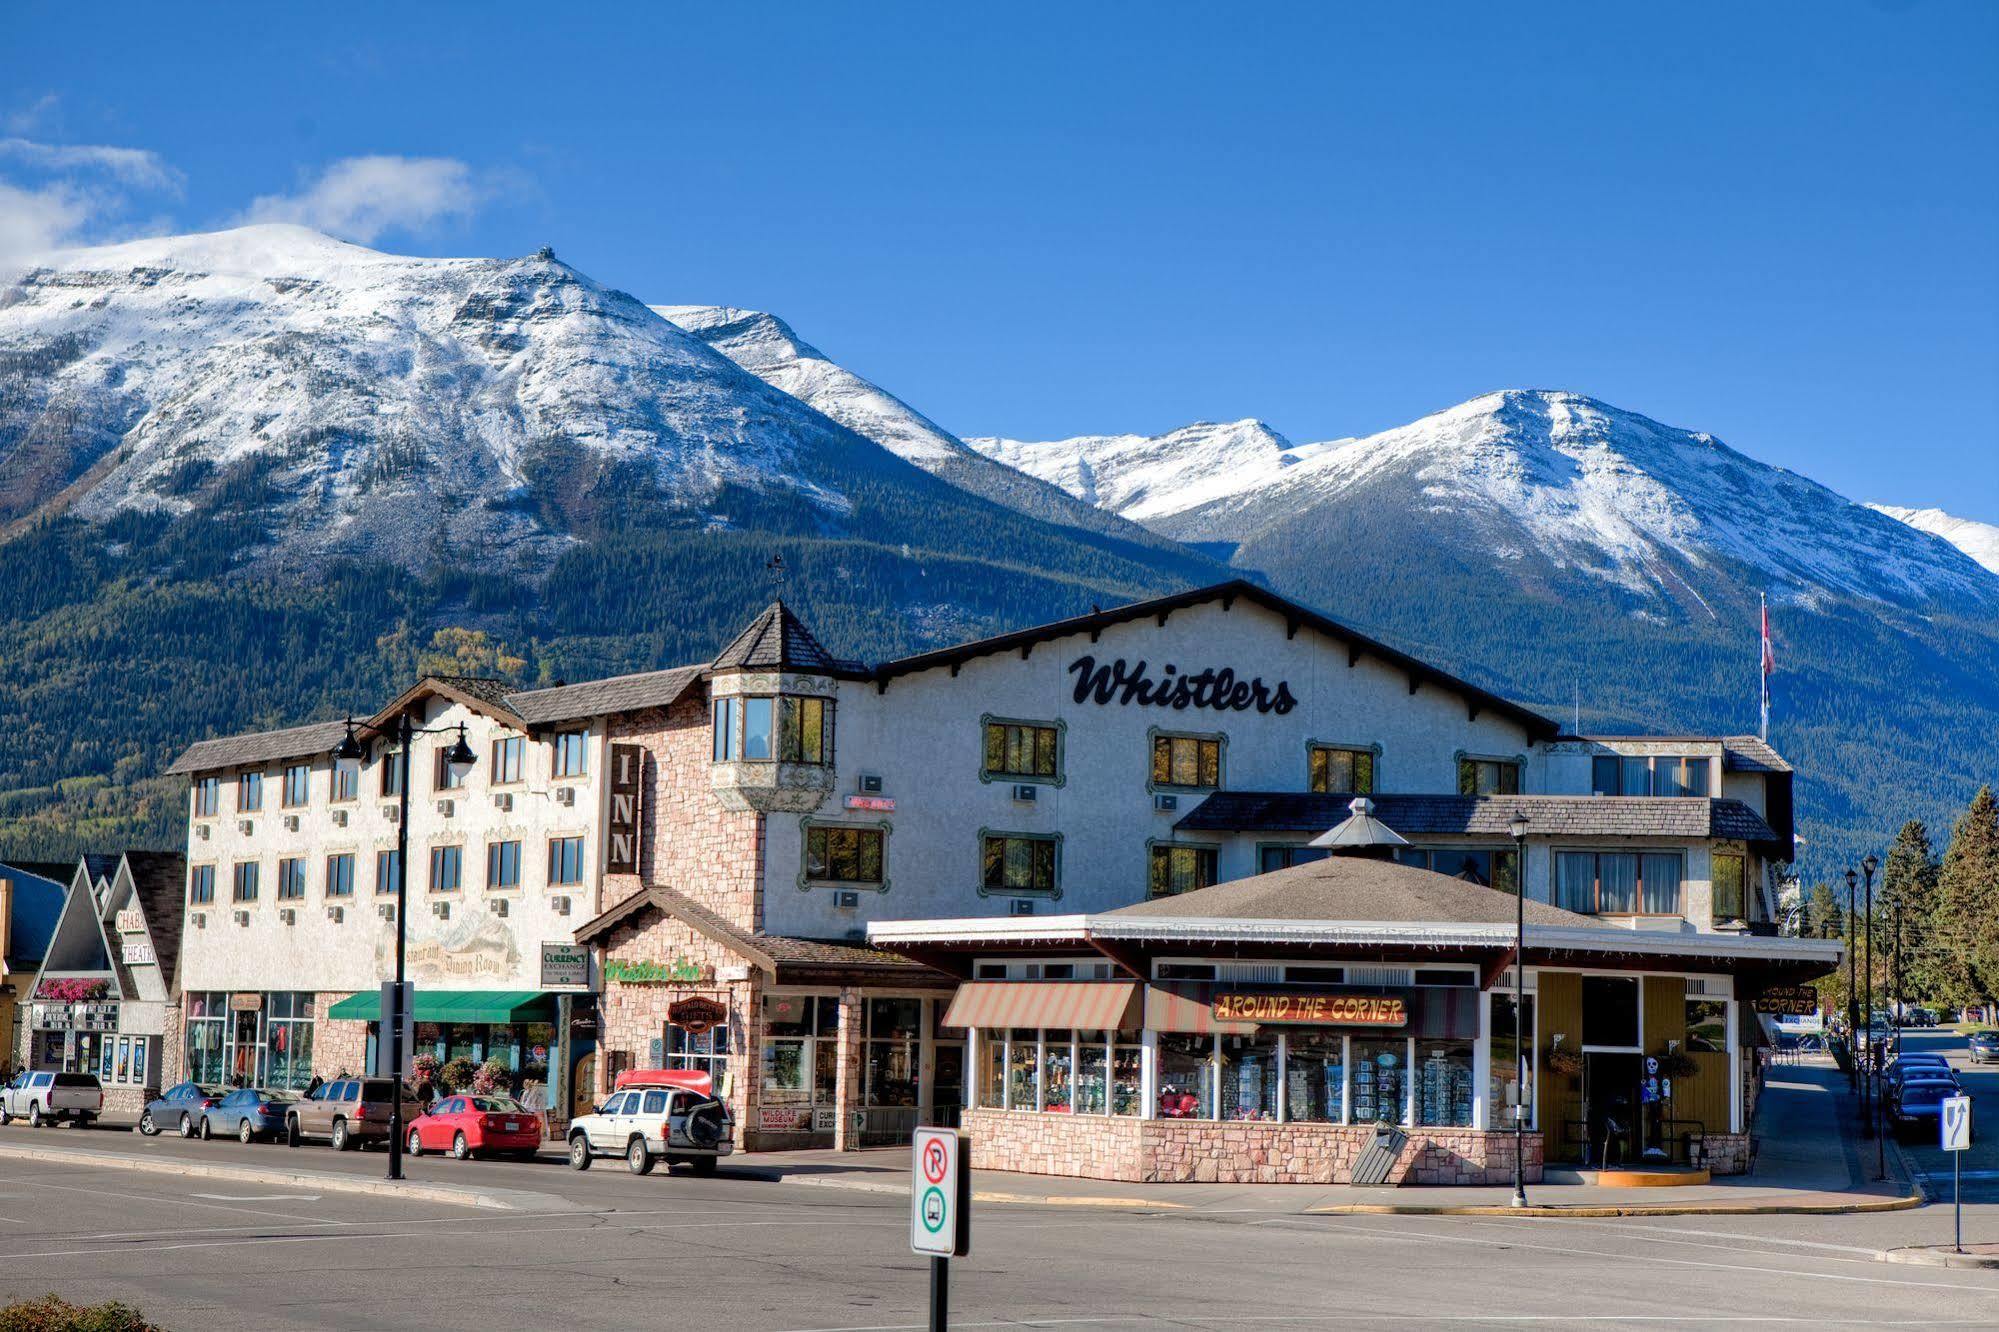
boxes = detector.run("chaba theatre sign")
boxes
[1067,656,1297,715]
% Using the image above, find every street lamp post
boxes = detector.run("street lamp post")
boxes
[1509,811,1530,1209]
[1862,853,1880,1169]
[332,712,476,1183]
[1844,867,1859,1096]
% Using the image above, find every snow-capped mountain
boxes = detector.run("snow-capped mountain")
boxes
[653,305,1171,546]
[1869,505,1999,576]
[969,420,1341,524]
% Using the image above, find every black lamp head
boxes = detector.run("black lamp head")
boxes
[1508,812,1530,840]
[1844,867,1858,890]
[443,722,477,769]
[331,720,364,762]
[1863,853,1879,877]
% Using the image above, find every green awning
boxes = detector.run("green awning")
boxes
[324,989,558,1024]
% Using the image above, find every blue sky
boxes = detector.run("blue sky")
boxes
[9,2,1997,518]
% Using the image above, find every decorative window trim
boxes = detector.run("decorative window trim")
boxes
[1144,837,1223,899]
[977,714,1067,787]
[1454,749,1527,795]
[798,818,892,894]
[976,827,1064,899]
[1146,726,1228,793]
[1304,738,1382,793]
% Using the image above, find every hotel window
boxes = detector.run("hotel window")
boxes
[1259,845,1332,874]
[237,771,264,812]
[325,853,355,898]
[1686,999,1728,1053]
[375,849,400,895]
[330,759,358,803]
[981,833,1058,896]
[429,845,463,893]
[1592,754,1712,797]
[282,763,311,808]
[983,719,1060,782]
[547,836,585,886]
[711,698,736,761]
[433,745,467,791]
[553,731,588,778]
[1457,756,1520,795]
[776,696,831,764]
[487,839,522,890]
[1711,853,1747,922]
[277,857,307,900]
[1307,744,1375,795]
[1149,844,1219,898]
[231,861,259,903]
[380,749,404,798]
[1394,846,1519,894]
[742,698,774,761]
[187,864,216,906]
[804,825,884,885]
[1151,733,1222,790]
[1554,851,1683,915]
[491,735,524,785]
[193,776,219,818]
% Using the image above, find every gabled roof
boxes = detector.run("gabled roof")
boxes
[165,719,351,776]
[1175,791,1782,848]
[1103,855,1597,928]
[366,674,523,732]
[574,883,933,978]
[1721,737,1792,774]
[507,664,709,727]
[116,851,186,995]
[711,600,859,674]
[870,580,1560,738]
[0,862,69,969]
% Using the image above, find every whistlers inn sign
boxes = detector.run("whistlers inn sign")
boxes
[1068,656,1298,715]
[1213,993,1408,1026]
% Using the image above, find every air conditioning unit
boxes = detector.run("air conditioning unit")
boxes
[383,804,400,823]
[1008,898,1037,916]
[191,913,207,930]
[435,798,455,818]
[1012,784,1039,803]
[378,903,397,922]
[552,895,572,917]
[238,819,255,835]
[554,787,576,807]
[325,905,344,923]
[492,792,514,812]
[232,910,250,927]
[832,889,861,910]
[331,808,348,827]
[858,773,884,795]
[279,908,297,926]
[195,824,211,841]
[1152,793,1179,812]
[432,901,450,920]
[283,814,300,832]
[491,898,509,917]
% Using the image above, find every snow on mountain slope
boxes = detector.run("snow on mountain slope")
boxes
[0,226,930,567]
[1868,505,1999,576]
[968,420,1342,523]
[654,304,1177,546]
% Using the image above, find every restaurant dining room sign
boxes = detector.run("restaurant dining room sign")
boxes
[1212,993,1407,1027]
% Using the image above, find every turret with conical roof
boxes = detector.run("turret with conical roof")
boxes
[710,599,846,675]
[706,599,847,814]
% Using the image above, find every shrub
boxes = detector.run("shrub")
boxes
[0,1295,162,1332]
[471,1057,510,1095]
[439,1057,478,1092]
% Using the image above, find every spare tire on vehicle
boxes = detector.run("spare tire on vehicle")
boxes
[687,1103,725,1147]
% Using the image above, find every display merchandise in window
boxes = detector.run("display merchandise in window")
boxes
[1285,1030,1346,1123]
[1219,1031,1279,1121]
[1350,1038,1406,1125]
[1039,1032,1075,1112]
[1007,1028,1040,1110]
[1111,1042,1143,1116]
[1156,1033,1214,1118]
[1417,1040,1474,1128]
[1074,1032,1108,1115]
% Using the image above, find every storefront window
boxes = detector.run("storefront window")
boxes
[1007,1028,1040,1110]
[264,992,316,1091]
[1075,1031,1108,1115]
[1041,1030,1075,1112]
[184,992,228,1086]
[1686,999,1728,1054]
[1285,1031,1346,1123]
[667,1023,730,1081]
[1220,1031,1280,1121]
[761,994,838,1132]
[978,1033,1007,1109]
[1489,993,1536,1129]
[1417,1039,1474,1128]
[1350,1038,1407,1125]
[866,998,922,1109]
[1111,1039,1143,1116]
[1157,1033,1214,1119]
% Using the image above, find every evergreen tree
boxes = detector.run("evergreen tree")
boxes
[1880,819,1942,1004]
[1806,881,1843,940]
[1935,787,1999,1008]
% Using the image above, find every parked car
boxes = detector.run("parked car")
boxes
[1889,1081,1962,1141]
[285,1076,424,1151]
[140,1082,224,1136]
[565,1070,733,1175]
[1888,1058,1957,1089]
[0,1071,103,1127]
[1968,1031,1999,1065]
[1905,1008,1937,1028]
[200,1087,293,1143]
[406,1095,542,1162]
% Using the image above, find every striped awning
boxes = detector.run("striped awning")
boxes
[1144,983,1258,1035]
[942,981,1140,1032]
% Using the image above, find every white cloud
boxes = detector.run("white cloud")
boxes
[243,155,498,243]
[0,137,183,193]
[0,179,91,265]
[5,94,60,136]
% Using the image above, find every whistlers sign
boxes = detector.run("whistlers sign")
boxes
[1213,993,1407,1027]
[1068,656,1297,715]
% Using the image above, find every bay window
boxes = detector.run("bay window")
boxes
[715,694,834,765]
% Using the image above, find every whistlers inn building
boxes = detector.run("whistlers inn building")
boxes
[163,580,1837,1176]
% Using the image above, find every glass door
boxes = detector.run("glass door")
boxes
[931,1042,964,1128]
[228,1007,263,1087]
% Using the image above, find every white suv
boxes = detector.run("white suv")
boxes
[566,1079,733,1176]
[0,1071,104,1127]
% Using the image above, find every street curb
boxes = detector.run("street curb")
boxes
[1880,1245,1999,1269]
[783,1174,1189,1209]
[0,1140,572,1212]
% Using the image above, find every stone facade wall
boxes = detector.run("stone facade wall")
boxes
[315,1002,368,1079]
[1698,1132,1752,1175]
[158,1001,184,1088]
[962,1109,1544,1186]
[606,698,764,931]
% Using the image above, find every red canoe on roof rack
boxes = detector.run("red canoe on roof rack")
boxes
[613,1068,714,1097]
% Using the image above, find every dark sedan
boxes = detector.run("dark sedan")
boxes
[1969,1031,1999,1065]
[200,1087,294,1143]
[140,1081,224,1137]
[1889,1082,1963,1142]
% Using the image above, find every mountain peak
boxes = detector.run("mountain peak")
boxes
[1869,504,1999,575]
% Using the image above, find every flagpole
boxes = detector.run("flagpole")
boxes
[1759,592,1771,743]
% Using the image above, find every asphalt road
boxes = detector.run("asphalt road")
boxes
[1894,1027,1998,1204]
[3,1147,1999,1329]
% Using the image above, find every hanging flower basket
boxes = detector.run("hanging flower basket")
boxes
[1544,1042,1584,1078]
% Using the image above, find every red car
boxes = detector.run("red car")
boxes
[404,1094,543,1161]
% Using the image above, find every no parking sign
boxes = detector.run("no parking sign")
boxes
[911,1126,971,1258]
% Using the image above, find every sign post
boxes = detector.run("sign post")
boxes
[911,1127,970,1331]
[1942,1094,1971,1253]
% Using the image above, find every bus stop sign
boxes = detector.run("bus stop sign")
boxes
[911,1127,970,1257]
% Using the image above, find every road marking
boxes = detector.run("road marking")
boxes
[188,1193,320,1202]
[6,1175,326,1223]
[776,1320,1999,1330]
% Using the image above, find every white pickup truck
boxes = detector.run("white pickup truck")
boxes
[0,1070,105,1126]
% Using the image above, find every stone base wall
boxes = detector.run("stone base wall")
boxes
[102,1086,149,1118]
[963,1109,1544,1186]
[1698,1132,1751,1175]
[315,1006,369,1079]
[158,1001,185,1089]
